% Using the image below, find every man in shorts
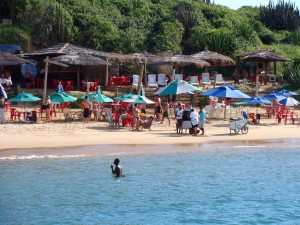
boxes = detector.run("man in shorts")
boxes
[199,106,206,135]
[154,95,161,121]
[82,96,91,123]
[161,99,170,126]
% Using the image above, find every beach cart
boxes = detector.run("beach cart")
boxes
[229,117,249,134]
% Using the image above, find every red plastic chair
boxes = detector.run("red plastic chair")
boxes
[10,108,21,121]
[65,81,74,91]
[4,101,12,112]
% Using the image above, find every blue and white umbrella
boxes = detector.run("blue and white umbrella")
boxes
[278,97,299,106]
[263,92,284,101]
[275,89,298,97]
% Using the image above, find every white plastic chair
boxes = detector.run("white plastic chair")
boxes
[157,74,167,86]
[215,74,225,85]
[201,73,211,86]
[147,74,158,88]
[132,74,139,87]
[189,76,199,86]
[174,74,183,80]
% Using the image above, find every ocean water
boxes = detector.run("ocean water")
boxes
[1,144,300,225]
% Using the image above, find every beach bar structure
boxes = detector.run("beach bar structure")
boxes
[24,43,146,90]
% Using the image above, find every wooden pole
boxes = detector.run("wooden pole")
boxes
[76,66,80,91]
[105,58,109,87]
[43,56,49,102]
[137,64,144,93]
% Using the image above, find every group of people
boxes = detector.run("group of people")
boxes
[154,95,171,126]
[232,69,249,85]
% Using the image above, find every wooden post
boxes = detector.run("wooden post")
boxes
[137,64,144,94]
[76,66,80,91]
[105,58,109,87]
[43,56,49,102]
[255,73,259,96]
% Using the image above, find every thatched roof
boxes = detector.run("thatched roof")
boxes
[191,50,235,67]
[49,52,111,66]
[152,54,210,68]
[0,52,29,65]
[237,49,273,57]
[242,51,291,62]
[24,43,145,64]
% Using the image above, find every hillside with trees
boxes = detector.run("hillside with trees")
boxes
[1,0,300,87]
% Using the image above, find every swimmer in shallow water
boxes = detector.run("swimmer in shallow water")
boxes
[111,158,122,177]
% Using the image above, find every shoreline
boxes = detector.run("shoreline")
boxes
[1,120,300,157]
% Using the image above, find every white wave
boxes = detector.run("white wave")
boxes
[232,145,270,148]
[0,154,86,160]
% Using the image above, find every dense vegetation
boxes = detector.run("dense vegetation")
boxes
[0,0,300,88]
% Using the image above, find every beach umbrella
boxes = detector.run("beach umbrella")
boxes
[154,79,201,96]
[242,96,272,105]
[9,92,41,102]
[115,93,137,101]
[275,89,298,97]
[201,84,251,99]
[50,92,77,103]
[263,92,285,101]
[9,92,42,114]
[81,86,114,103]
[123,95,155,104]
[278,97,299,106]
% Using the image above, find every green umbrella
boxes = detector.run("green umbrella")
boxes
[9,92,41,102]
[115,93,137,101]
[123,95,155,104]
[9,92,42,115]
[154,79,201,96]
[50,92,77,103]
[81,93,114,103]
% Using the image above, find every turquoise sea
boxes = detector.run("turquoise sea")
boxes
[1,142,300,225]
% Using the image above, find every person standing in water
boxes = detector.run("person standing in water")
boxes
[111,158,122,177]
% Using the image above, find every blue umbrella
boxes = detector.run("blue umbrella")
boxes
[201,84,251,99]
[263,92,284,100]
[275,89,298,97]
[242,96,272,105]
[154,79,201,96]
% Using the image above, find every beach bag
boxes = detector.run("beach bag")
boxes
[191,118,198,126]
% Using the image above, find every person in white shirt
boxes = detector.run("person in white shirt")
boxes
[175,103,183,133]
[190,108,199,136]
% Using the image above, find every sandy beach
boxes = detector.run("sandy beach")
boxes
[1,110,300,157]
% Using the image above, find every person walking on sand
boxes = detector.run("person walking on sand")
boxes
[161,99,170,126]
[111,158,122,178]
[82,96,91,123]
[199,106,206,135]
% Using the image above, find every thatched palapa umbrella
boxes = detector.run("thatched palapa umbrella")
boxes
[191,49,236,87]
[242,50,290,95]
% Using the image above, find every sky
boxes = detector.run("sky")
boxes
[213,0,300,10]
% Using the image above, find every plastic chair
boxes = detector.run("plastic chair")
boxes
[65,81,74,91]
[189,76,199,86]
[201,73,211,86]
[215,74,225,85]
[157,74,167,86]
[132,75,139,87]
[120,76,130,86]
[147,74,158,88]
[4,101,12,112]
[174,74,183,80]
[10,108,21,121]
